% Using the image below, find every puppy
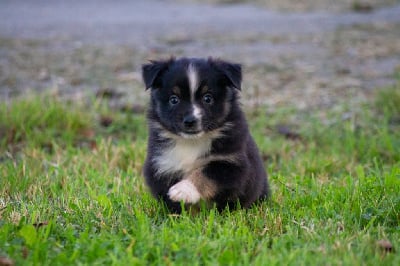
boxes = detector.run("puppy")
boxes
[142,57,270,212]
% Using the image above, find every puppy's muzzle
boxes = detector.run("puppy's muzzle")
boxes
[183,114,200,133]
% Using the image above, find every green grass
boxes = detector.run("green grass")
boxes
[0,84,399,265]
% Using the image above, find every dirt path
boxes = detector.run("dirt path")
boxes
[1,0,399,109]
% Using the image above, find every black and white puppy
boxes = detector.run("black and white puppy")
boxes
[142,57,270,212]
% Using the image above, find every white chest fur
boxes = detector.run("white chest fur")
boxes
[153,137,212,176]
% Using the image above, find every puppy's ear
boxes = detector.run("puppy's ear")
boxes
[142,59,173,90]
[210,58,242,90]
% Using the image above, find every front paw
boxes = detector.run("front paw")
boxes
[168,179,201,204]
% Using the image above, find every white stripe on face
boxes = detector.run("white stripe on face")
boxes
[187,63,203,132]
[193,104,202,120]
[187,63,198,101]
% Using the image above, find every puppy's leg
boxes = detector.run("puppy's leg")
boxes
[168,179,201,203]
[144,164,184,212]
[168,168,217,204]
[202,161,249,209]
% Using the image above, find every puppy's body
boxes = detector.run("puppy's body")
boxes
[142,57,269,212]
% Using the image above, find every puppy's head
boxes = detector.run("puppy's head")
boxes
[142,57,241,139]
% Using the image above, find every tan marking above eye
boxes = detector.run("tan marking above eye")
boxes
[200,85,209,94]
[172,86,181,96]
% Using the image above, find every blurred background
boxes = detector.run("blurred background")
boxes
[1,0,399,110]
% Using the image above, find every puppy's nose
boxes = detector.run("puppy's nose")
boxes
[183,115,198,129]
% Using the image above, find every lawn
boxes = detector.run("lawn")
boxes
[0,81,399,265]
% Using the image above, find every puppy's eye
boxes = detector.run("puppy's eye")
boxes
[203,94,213,105]
[169,95,180,105]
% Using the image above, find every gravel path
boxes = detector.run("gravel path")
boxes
[1,0,399,109]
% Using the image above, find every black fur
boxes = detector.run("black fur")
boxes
[142,57,270,212]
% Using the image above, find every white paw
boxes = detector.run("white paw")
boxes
[168,179,201,204]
